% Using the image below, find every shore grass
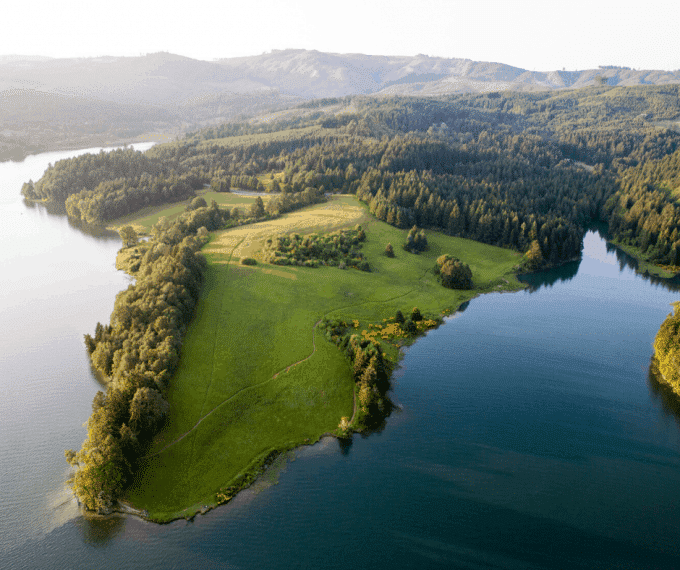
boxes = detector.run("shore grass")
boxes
[124,195,524,521]
[607,238,680,278]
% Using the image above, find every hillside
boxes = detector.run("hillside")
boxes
[3,50,680,160]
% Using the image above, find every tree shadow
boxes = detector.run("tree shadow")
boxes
[647,359,680,430]
[517,258,581,293]
[72,513,126,547]
[605,241,680,292]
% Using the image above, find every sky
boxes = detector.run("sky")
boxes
[3,0,679,71]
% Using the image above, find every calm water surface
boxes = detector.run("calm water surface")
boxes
[2,149,680,569]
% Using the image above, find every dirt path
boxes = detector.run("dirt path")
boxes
[142,318,323,461]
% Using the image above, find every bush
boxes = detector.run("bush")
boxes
[435,254,473,289]
[188,196,207,211]
[241,257,257,265]
[385,243,395,257]
[404,226,428,253]
[404,319,418,335]
[411,307,422,321]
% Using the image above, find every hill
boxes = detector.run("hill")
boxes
[3,50,680,160]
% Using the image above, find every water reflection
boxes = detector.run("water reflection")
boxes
[648,360,680,430]
[26,200,122,240]
[518,258,581,293]
[72,514,126,546]
[337,436,353,455]
[605,241,680,291]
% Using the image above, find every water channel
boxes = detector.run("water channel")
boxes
[2,148,680,569]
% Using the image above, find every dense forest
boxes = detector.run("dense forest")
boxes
[26,85,680,271]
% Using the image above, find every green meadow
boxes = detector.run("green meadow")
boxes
[107,189,270,234]
[124,195,524,521]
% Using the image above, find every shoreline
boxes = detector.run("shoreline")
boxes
[117,278,525,524]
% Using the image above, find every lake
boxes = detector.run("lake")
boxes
[2,148,680,569]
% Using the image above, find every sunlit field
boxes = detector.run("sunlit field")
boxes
[126,195,523,521]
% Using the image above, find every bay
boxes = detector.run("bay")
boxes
[2,148,680,569]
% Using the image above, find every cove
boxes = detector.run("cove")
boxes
[2,144,680,567]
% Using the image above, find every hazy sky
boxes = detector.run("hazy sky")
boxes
[3,0,678,71]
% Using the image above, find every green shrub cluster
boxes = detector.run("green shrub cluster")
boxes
[434,254,474,289]
[264,226,370,270]
[404,225,428,253]
[320,319,390,427]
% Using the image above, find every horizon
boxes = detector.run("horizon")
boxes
[0,48,675,74]
[3,0,679,73]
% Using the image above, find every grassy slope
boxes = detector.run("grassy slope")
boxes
[124,195,523,521]
[106,189,269,234]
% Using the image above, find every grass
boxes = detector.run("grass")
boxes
[124,195,524,521]
[106,189,270,234]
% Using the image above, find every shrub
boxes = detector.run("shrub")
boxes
[404,225,428,253]
[188,196,207,211]
[241,257,257,265]
[435,255,473,289]
[404,319,418,335]
[411,307,422,321]
[385,243,394,257]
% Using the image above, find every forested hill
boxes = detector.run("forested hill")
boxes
[24,84,680,269]
[3,50,680,161]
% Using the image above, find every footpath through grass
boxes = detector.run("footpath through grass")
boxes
[125,195,523,521]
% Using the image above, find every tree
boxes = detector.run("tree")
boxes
[411,307,422,321]
[189,196,207,210]
[119,225,138,248]
[385,243,395,257]
[440,259,473,289]
[395,310,405,324]
[129,387,169,436]
[404,319,417,335]
[250,196,265,218]
[525,239,544,270]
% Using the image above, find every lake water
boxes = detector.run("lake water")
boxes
[2,149,680,569]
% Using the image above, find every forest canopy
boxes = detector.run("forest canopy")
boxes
[25,85,680,271]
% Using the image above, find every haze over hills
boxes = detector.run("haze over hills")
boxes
[2,49,680,160]
[3,49,680,103]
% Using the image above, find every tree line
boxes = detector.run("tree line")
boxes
[64,191,326,513]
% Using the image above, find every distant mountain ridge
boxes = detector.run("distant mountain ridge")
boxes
[2,49,679,105]
[2,49,679,161]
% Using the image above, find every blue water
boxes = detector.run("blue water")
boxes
[3,156,680,569]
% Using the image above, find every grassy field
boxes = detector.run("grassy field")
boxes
[107,189,270,234]
[124,195,524,521]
